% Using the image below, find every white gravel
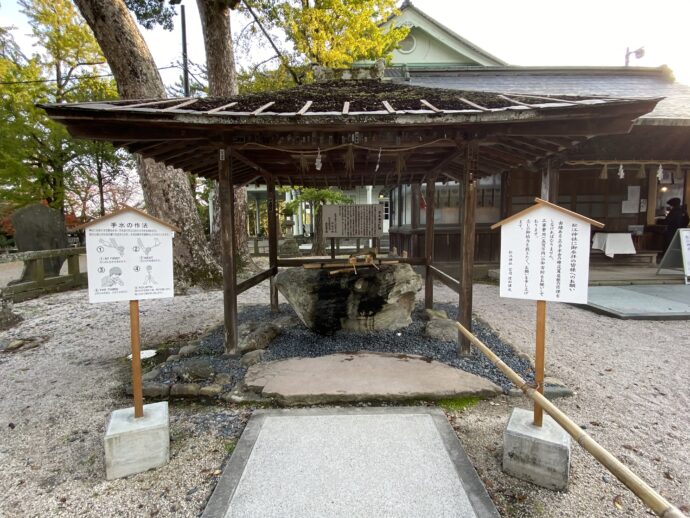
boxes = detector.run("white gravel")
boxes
[0,279,688,517]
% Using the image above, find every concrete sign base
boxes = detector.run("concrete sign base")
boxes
[503,407,571,490]
[104,401,169,480]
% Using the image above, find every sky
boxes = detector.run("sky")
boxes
[2,0,690,85]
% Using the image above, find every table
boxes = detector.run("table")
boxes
[592,232,637,258]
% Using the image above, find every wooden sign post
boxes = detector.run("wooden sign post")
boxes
[80,206,178,418]
[492,198,603,426]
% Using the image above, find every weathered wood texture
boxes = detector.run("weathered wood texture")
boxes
[459,142,478,356]
[424,178,436,309]
[219,150,238,355]
[267,177,279,311]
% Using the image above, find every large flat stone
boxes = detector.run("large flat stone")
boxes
[244,352,501,405]
[202,407,500,518]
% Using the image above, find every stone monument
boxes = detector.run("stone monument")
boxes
[10,204,68,283]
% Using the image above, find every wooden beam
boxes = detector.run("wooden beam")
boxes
[342,101,350,115]
[429,265,460,292]
[219,148,238,355]
[411,183,421,256]
[267,176,279,311]
[459,141,478,356]
[237,267,277,294]
[540,159,560,203]
[251,101,275,116]
[459,97,489,111]
[425,177,436,309]
[162,98,199,111]
[382,100,395,113]
[117,97,189,109]
[296,100,313,116]
[420,99,443,113]
[205,101,238,114]
[647,165,657,225]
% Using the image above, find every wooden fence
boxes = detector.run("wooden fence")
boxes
[0,247,87,302]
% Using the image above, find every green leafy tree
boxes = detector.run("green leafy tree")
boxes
[0,0,132,216]
[285,187,352,255]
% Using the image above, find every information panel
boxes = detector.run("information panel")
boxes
[682,229,690,278]
[322,204,383,238]
[85,209,175,303]
[498,204,591,304]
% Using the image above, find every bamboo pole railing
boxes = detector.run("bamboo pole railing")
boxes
[454,321,687,518]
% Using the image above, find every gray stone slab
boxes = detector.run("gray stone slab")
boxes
[244,352,501,405]
[203,407,499,518]
[584,285,690,320]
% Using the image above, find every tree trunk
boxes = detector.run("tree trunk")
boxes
[311,203,325,255]
[197,0,251,267]
[72,0,222,287]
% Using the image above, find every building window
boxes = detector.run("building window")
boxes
[398,34,416,54]
[380,200,390,220]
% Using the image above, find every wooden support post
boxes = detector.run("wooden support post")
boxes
[541,160,559,203]
[685,168,690,209]
[129,299,144,418]
[411,182,421,256]
[424,178,436,309]
[267,176,279,311]
[459,142,477,356]
[500,171,512,219]
[254,197,261,237]
[219,148,238,355]
[330,238,336,259]
[647,166,658,225]
[67,253,79,277]
[534,299,546,426]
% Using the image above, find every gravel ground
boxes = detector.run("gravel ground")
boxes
[0,278,688,517]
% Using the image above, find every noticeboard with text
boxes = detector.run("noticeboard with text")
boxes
[85,209,175,303]
[498,204,592,304]
[322,204,383,238]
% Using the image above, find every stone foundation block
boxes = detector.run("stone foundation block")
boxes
[104,401,169,480]
[503,407,571,490]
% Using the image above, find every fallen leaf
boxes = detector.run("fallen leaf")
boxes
[664,471,674,480]
[613,495,624,510]
[8,422,15,430]
[605,368,613,372]
[590,420,602,427]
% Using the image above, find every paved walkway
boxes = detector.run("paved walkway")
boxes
[585,284,690,319]
[203,407,499,518]
[240,352,501,405]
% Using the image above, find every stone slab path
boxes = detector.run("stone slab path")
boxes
[202,407,499,518]
[242,352,501,405]
[585,284,690,319]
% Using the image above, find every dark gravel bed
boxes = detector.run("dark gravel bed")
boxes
[197,302,534,392]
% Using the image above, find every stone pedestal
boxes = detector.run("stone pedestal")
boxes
[104,401,169,480]
[502,407,571,490]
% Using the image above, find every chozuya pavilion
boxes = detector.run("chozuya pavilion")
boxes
[40,77,659,353]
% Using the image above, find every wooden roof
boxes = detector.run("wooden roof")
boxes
[40,80,660,188]
[490,197,605,230]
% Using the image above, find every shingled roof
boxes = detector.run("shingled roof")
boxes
[397,66,690,125]
[40,79,660,188]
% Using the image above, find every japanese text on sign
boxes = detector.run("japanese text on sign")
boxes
[85,210,175,303]
[322,204,383,238]
[499,204,591,304]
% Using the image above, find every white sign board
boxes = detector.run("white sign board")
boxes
[498,204,592,304]
[85,210,175,303]
[322,204,383,238]
[681,229,690,277]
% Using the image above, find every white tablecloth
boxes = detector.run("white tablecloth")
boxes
[591,233,637,258]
